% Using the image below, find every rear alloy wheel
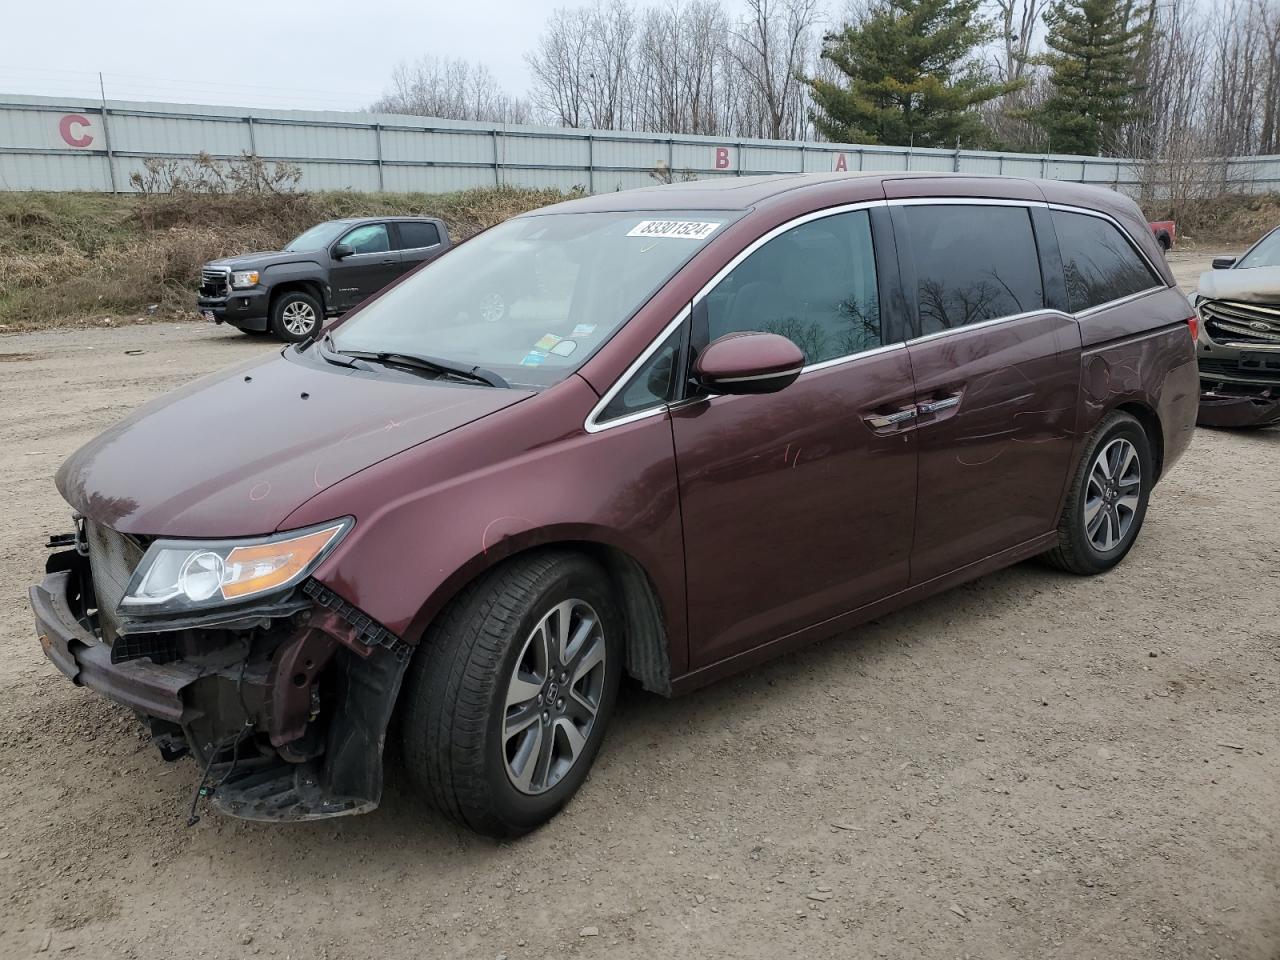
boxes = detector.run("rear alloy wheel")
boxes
[269,291,322,342]
[1083,437,1142,552]
[1043,411,1153,575]
[400,552,621,837]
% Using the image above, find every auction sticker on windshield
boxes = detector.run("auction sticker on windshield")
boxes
[626,220,721,240]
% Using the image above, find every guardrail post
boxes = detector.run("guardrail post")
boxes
[374,123,384,191]
[245,115,256,154]
[493,129,502,187]
[587,133,595,193]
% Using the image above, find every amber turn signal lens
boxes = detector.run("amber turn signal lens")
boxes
[221,525,343,600]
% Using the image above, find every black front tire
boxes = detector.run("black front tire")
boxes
[400,551,622,837]
[1043,411,1154,575]
[268,290,322,343]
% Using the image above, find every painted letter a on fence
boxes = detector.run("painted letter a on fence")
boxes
[834,153,847,172]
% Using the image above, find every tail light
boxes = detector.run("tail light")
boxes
[1187,314,1199,341]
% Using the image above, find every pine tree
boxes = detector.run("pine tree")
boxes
[806,0,1019,148]
[1032,0,1151,156]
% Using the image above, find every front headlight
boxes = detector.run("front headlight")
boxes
[119,518,351,615]
[231,270,260,289]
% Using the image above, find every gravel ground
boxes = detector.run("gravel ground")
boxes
[2,254,1277,960]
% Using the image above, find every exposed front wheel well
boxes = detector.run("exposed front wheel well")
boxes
[414,542,674,698]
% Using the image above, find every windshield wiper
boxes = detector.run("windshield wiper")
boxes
[346,350,509,388]
[314,333,372,370]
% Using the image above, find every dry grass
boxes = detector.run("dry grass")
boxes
[0,187,577,330]
[1141,192,1280,248]
[2,186,1274,331]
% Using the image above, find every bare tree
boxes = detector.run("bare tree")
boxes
[731,0,820,140]
[990,0,1046,83]
[373,56,530,123]
[526,7,595,127]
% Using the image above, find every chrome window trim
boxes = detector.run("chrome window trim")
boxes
[584,305,691,434]
[904,308,1076,346]
[890,196,1049,209]
[585,200,887,433]
[582,196,1173,435]
[1073,284,1167,319]
[1045,201,1167,289]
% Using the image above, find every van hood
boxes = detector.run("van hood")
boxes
[56,351,531,537]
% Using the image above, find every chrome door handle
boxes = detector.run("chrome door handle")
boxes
[917,395,961,415]
[863,408,918,429]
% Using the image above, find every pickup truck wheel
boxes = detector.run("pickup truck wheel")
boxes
[1042,411,1153,575]
[269,291,322,342]
[400,551,622,837]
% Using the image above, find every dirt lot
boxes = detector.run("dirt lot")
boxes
[2,253,1277,960]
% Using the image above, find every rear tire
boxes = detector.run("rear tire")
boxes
[269,290,322,343]
[1042,411,1153,575]
[400,551,622,837]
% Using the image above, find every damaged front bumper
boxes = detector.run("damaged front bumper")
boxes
[30,547,410,822]
[1197,388,1280,428]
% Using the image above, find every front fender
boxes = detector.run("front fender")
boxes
[282,376,690,677]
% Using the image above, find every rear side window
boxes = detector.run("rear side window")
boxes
[694,209,881,364]
[398,221,441,249]
[1053,210,1160,311]
[900,204,1044,335]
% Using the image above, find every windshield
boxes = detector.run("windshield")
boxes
[328,210,737,388]
[1236,228,1280,269]
[286,222,347,252]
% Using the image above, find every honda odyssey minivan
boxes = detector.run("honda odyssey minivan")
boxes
[31,173,1198,836]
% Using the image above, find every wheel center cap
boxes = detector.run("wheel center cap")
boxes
[546,680,560,702]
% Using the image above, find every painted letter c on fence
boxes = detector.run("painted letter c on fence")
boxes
[59,114,94,148]
[715,147,730,169]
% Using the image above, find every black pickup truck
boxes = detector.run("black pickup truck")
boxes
[197,216,451,342]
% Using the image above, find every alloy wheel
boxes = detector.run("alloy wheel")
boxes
[503,599,607,795]
[1084,437,1141,552]
[281,301,317,336]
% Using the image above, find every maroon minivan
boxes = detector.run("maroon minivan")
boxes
[31,173,1198,836]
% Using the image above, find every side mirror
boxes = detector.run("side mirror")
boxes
[694,332,805,396]
[1211,255,1237,270]
[332,243,354,260]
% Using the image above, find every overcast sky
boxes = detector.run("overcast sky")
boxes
[0,0,573,112]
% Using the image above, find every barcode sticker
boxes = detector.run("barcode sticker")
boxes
[626,220,721,240]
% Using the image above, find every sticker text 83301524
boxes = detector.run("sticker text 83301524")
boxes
[626,220,721,240]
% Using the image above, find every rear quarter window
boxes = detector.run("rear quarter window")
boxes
[1052,210,1161,312]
